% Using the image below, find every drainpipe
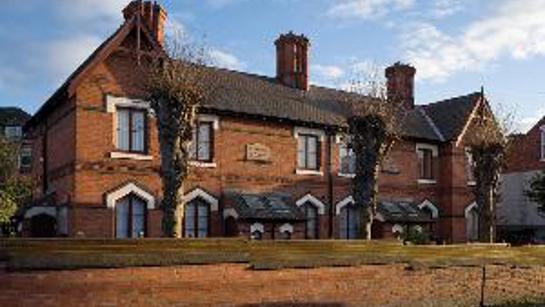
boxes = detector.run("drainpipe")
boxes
[42,118,49,194]
[327,131,334,239]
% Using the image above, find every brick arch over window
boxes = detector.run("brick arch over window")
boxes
[335,195,354,215]
[295,193,326,215]
[182,188,219,212]
[105,182,155,210]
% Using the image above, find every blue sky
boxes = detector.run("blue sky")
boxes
[1,0,544,132]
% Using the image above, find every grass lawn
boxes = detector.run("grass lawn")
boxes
[2,238,545,271]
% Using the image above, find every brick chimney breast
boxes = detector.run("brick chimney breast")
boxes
[123,1,168,47]
[275,32,310,91]
[385,62,416,110]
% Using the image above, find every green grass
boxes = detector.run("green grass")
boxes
[2,238,545,271]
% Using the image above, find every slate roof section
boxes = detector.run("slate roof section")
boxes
[201,67,445,141]
[377,200,435,223]
[227,192,305,221]
[0,107,31,126]
[422,92,481,141]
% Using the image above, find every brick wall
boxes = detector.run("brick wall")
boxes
[26,31,476,242]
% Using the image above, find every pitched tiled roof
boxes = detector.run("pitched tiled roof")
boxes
[227,192,305,221]
[201,67,447,141]
[422,92,481,141]
[0,107,31,126]
[377,200,435,223]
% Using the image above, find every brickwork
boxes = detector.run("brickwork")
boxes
[24,1,478,242]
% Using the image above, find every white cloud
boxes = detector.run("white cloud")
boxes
[328,0,415,20]
[402,0,545,81]
[57,0,128,22]
[45,35,103,84]
[518,107,545,133]
[312,64,344,80]
[209,49,246,70]
[430,0,464,18]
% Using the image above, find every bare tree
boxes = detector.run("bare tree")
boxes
[467,96,512,243]
[342,66,404,240]
[142,36,212,237]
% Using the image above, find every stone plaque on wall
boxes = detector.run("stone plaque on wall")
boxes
[246,143,271,163]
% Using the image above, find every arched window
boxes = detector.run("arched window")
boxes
[184,198,210,238]
[281,231,291,240]
[339,204,360,239]
[303,202,319,239]
[116,194,147,238]
[465,203,479,242]
[252,230,263,240]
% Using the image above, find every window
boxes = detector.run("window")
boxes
[418,148,434,180]
[116,108,146,153]
[115,194,146,238]
[184,199,209,238]
[297,134,320,170]
[339,143,356,175]
[339,205,360,239]
[251,230,262,240]
[465,148,476,184]
[5,126,22,139]
[189,121,213,162]
[541,126,545,160]
[304,203,319,239]
[19,144,32,170]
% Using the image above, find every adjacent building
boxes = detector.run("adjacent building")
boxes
[21,1,488,242]
[498,116,545,243]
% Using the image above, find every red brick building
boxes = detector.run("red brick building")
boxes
[498,116,545,243]
[21,1,487,242]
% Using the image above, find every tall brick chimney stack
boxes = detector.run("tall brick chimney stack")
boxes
[385,62,416,110]
[275,32,310,91]
[123,1,168,47]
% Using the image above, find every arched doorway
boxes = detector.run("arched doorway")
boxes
[465,203,479,242]
[30,214,57,237]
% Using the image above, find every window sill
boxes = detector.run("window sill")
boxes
[417,179,437,185]
[110,152,153,160]
[338,173,355,178]
[467,181,476,186]
[295,169,323,176]
[189,161,217,168]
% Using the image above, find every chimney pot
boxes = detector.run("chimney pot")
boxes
[122,1,167,47]
[275,32,310,91]
[385,62,416,110]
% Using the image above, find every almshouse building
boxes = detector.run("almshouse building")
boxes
[21,1,489,242]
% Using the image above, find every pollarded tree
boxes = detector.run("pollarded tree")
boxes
[142,37,213,237]
[467,95,512,243]
[526,170,545,213]
[342,65,404,240]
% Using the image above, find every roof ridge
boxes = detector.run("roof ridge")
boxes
[423,91,481,108]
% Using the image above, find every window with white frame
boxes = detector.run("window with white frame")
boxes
[5,126,22,139]
[416,143,438,182]
[116,108,146,153]
[541,126,545,161]
[189,121,214,162]
[339,142,356,175]
[297,134,320,170]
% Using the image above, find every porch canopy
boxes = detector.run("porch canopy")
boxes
[226,192,305,221]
